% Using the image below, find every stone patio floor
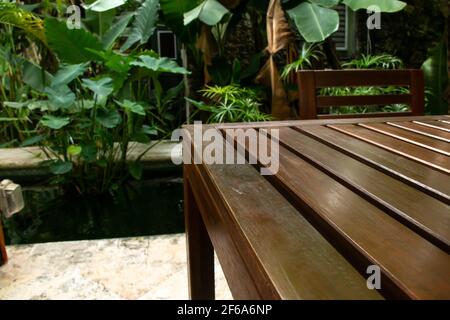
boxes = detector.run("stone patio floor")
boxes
[0,234,232,300]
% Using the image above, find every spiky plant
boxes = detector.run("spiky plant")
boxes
[188,85,272,123]
[0,2,47,44]
[342,54,404,70]
[281,43,323,79]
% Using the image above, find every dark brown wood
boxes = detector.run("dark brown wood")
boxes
[313,70,414,87]
[298,71,317,120]
[297,125,450,204]
[414,120,450,133]
[317,95,412,107]
[214,115,447,130]
[409,70,425,116]
[328,124,450,174]
[360,123,450,156]
[318,112,412,120]
[205,160,382,299]
[297,69,425,119]
[387,121,450,143]
[276,127,450,252]
[233,133,450,299]
[184,170,215,300]
[0,221,7,266]
[185,116,450,300]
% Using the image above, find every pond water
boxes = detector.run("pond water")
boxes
[2,177,184,245]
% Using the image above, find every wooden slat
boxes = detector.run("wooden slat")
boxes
[213,115,447,130]
[414,120,450,133]
[195,131,382,299]
[327,124,450,174]
[232,132,450,299]
[313,70,412,88]
[206,164,382,299]
[359,123,450,156]
[277,128,450,252]
[296,125,450,204]
[387,121,450,143]
[317,95,412,107]
[318,112,411,120]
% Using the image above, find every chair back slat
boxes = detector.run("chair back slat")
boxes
[297,69,425,119]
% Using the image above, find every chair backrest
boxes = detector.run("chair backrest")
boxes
[297,69,425,119]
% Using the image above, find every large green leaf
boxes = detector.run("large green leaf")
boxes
[121,0,159,51]
[421,41,449,115]
[288,2,339,42]
[96,109,122,128]
[82,77,114,102]
[45,18,103,64]
[20,135,46,147]
[128,162,143,180]
[343,0,406,12]
[83,0,126,12]
[310,0,340,8]
[160,0,200,37]
[40,115,71,129]
[19,58,53,91]
[51,63,89,87]
[130,55,191,74]
[44,86,76,110]
[184,0,230,26]
[49,160,73,175]
[116,100,146,116]
[101,13,133,50]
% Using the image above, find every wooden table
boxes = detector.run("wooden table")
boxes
[183,115,450,300]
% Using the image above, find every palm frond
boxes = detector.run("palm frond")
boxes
[0,2,46,44]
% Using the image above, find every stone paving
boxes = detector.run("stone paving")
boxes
[0,234,232,300]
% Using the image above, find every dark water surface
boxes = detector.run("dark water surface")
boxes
[3,177,184,245]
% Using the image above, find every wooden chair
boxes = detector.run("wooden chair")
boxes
[297,69,425,119]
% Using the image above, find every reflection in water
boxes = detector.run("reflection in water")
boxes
[3,178,184,245]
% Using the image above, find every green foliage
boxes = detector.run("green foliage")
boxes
[0,2,46,43]
[286,0,406,43]
[45,18,103,64]
[184,0,230,26]
[281,43,323,79]
[287,2,339,43]
[83,0,126,12]
[421,41,449,115]
[0,0,190,194]
[130,55,191,74]
[121,0,159,51]
[342,54,404,69]
[188,85,272,123]
[343,0,406,12]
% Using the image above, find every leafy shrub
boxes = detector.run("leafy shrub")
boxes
[187,85,272,123]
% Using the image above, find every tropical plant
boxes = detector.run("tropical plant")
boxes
[342,54,404,70]
[187,85,272,123]
[281,42,324,79]
[0,0,190,194]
